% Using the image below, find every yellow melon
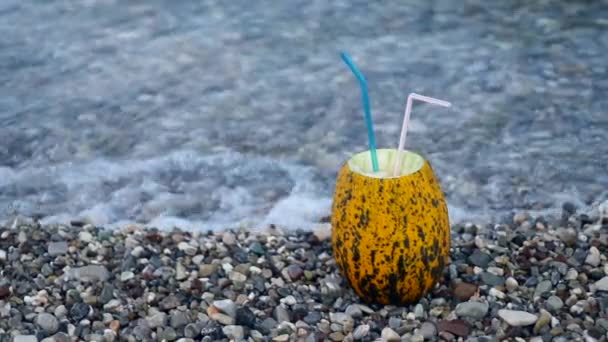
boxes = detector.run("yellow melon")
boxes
[331,148,450,305]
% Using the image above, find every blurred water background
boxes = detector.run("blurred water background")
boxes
[1,0,607,230]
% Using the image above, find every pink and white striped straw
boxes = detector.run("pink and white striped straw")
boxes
[392,93,451,176]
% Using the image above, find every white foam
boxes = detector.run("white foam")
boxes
[1,149,333,232]
[261,194,332,231]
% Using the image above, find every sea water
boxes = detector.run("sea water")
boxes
[2,1,607,230]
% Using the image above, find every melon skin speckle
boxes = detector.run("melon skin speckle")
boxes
[331,148,451,305]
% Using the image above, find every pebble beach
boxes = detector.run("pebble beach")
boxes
[2,200,608,342]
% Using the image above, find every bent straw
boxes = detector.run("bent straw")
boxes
[340,52,379,172]
[393,93,451,176]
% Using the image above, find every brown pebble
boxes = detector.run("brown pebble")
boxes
[207,305,220,316]
[109,320,120,332]
[437,320,470,337]
[0,285,11,299]
[452,282,478,301]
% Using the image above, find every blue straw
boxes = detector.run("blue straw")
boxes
[340,52,379,172]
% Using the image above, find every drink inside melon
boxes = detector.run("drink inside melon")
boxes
[331,148,450,305]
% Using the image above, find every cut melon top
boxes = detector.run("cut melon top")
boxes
[347,148,424,179]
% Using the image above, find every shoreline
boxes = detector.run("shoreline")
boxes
[1,201,607,342]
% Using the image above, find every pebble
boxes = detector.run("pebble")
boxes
[533,310,552,334]
[286,265,304,281]
[303,311,321,325]
[222,325,245,341]
[505,277,519,292]
[437,320,470,337]
[14,336,38,342]
[419,322,437,339]
[330,312,354,327]
[352,324,370,339]
[534,280,553,297]
[274,305,291,323]
[469,251,492,268]
[48,241,68,256]
[35,313,59,334]
[273,334,289,342]
[170,311,191,328]
[586,246,601,267]
[594,276,608,291]
[177,241,198,255]
[455,301,489,319]
[199,264,217,277]
[213,299,237,318]
[210,313,235,325]
[69,265,110,282]
[345,304,362,318]
[481,272,505,286]
[546,296,564,312]
[120,271,135,282]
[498,310,538,326]
[381,327,401,341]
[453,282,478,301]
[222,232,236,245]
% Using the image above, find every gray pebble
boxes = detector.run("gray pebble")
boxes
[303,311,322,325]
[48,241,68,256]
[158,327,177,341]
[535,280,553,297]
[345,304,362,318]
[36,313,59,334]
[274,305,291,323]
[222,325,245,341]
[14,336,38,342]
[353,324,370,339]
[388,317,401,330]
[546,296,564,312]
[419,322,437,339]
[170,311,191,328]
[481,272,505,286]
[414,304,425,319]
[69,265,110,282]
[469,251,492,268]
[329,312,354,327]
[456,301,489,319]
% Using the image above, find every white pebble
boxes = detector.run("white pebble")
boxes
[130,246,145,257]
[490,288,506,299]
[487,267,504,276]
[586,246,601,267]
[475,236,487,249]
[79,231,94,243]
[249,266,262,274]
[146,293,156,303]
[506,277,519,292]
[222,263,234,273]
[498,309,538,326]
[120,271,135,282]
[570,305,584,315]
[281,295,297,306]
[565,269,579,281]
[381,327,401,341]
